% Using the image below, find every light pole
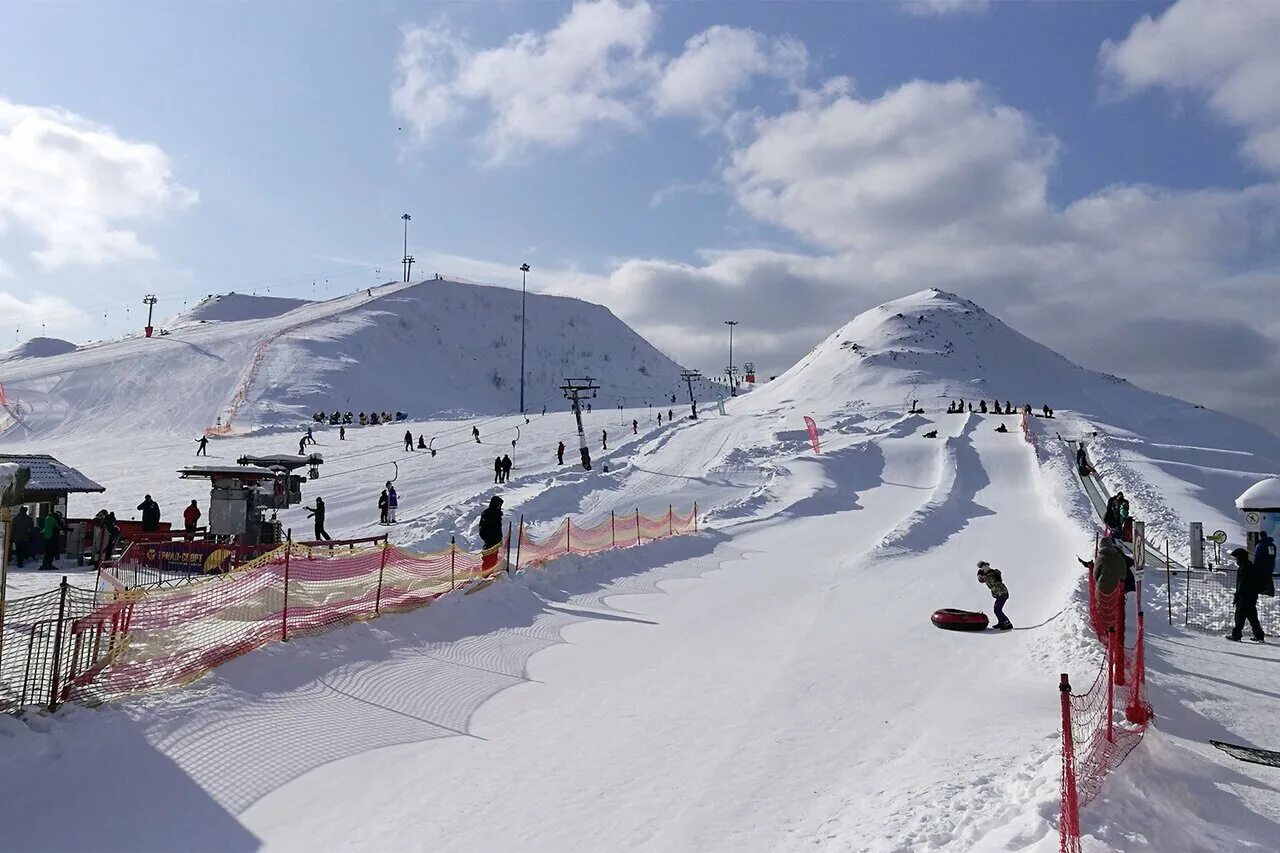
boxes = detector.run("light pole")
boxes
[519,263,530,414]
[724,320,738,396]
[401,213,412,281]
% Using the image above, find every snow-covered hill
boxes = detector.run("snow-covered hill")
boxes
[1,336,78,361]
[0,278,698,441]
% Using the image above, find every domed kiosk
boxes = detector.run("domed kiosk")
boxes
[1236,477,1280,553]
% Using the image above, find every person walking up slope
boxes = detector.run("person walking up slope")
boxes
[501,454,512,483]
[305,497,331,541]
[976,561,1012,630]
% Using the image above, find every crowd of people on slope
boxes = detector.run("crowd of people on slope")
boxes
[944,399,1054,418]
[311,410,410,426]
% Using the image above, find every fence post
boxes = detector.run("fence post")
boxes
[1059,673,1081,853]
[505,522,513,575]
[282,531,292,642]
[47,576,70,710]
[566,518,571,554]
[669,504,673,537]
[450,535,456,590]
[611,511,616,548]
[635,509,641,546]
[694,502,698,534]
[375,536,388,616]
[515,515,524,573]
[1106,627,1115,744]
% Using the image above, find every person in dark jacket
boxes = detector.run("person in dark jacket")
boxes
[1254,530,1276,578]
[39,510,63,570]
[632,419,638,435]
[473,425,481,443]
[184,500,201,532]
[1093,537,1128,639]
[1227,547,1267,642]
[500,454,512,482]
[195,435,209,456]
[417,435,426,449]
[378,489,389,525]
[976,561,1012,629]
[557,441,565,465]
[602,429,608,450]
[10,505,34,567]
[404,430,414,451]
[1075,444,1088,475]
[305,496,331,541]
[478,496,504,572]
[137,495,161,532]
[494,456,503,484]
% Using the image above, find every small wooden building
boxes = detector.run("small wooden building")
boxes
[0,454,105,564]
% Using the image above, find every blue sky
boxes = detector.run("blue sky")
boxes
[3,0,1279,426]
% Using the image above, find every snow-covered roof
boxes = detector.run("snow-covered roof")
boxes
[1236,477,1280,510]
[0,454,105,495]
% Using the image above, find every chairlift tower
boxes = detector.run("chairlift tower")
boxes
[561,377,599,470]
[680,369,702,420]
[143,294,158,338]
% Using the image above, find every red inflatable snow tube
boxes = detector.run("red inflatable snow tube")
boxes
[931,608,990,631]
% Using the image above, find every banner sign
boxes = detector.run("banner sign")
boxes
[803,416,820,454]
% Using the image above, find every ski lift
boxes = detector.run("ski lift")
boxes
[308,463,320,481]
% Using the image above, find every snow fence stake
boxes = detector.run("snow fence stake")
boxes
[566,518,571,554]
[515,515,524,573]
[282,531,292,642]
[694,502,698,533]
[1059,673,1081,853]
[375,536,388,616]
[669,504,673,537]
[611,511,616,548]
[635,509,641,546]
[450,536,455,590]
[505,522,513,575]
[47,576,70,711]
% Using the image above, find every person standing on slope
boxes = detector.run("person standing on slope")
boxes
[404,430,414,451]
[386,482,398,523]
[184,500,201,533]
[306,497,331,541]
[339,426,346,441]
[195,435,209,456]
[976,561,1012,630]
[10,506,34,567]
[1227,547,1270,643]
[473,425,481,443]
[298,437,308,456]
[602,429,608,451]
[39,509,64,571]
[501,454,512,483]
[632,419,638,435]
[494,456,503,484]
[137,494,161,533]
[478,496,504,573]
[378,489,389,525]
[1093,537,1128,640]
[557,441,565,465]
[1255,530,1277,580]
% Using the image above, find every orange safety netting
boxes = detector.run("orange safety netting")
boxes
[62,504,698,706]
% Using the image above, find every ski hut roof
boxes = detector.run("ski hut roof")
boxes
[0,454,105,499]
[1237,477,1280,511]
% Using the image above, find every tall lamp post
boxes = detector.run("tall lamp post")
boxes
[401,213,412,282]
[724,320,739,396]
[519,263,530,414]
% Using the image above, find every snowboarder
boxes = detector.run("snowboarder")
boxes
[632,419,638,435]
[994,423,1008,433]
[298,437,307,455]
[1227,547,1271,642]
[501,454,512,482]
[305,497,331,541]
[494,456,504,484]
[195,435,209,456]
[473,425,481,443]
[976,561,1012,629]
[10,506,34,567]
[404,430,414,451]
[137,494,161,532]
[418,435,426,449]
[183,500,201,533]
[557,441,565,465]
[386,483,398,523]
[339,426,346,441]
[602,429,608,450]
[38,509,64,571]
[378,489,389,525]
[479,495,504,572]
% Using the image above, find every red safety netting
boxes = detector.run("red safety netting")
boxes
[61,505,699,706]
[1060,534,1154,853]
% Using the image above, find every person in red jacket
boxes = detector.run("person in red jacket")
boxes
[184,500,201,532]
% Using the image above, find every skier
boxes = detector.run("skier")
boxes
[478,495,504,573]
[195,435,209,456]
[378,489,389,525]
[298,437,307,455]
[339,426,346,441]
[1227,547,1271,642]
[38,509,64,571]
[404,430,414,451]
[417,435,426,449]
[386,482,398,523]
[976,561,1012,630]
[557,441,565,465]
[183,500,201,533]
[494,456,504,484]
[602,429,608,450]
[137,494,161,532]
[501,454,512,483]
[473,426,481,443]
[305,497,331,540]
[10,506,33,567]
[632,419,638,435]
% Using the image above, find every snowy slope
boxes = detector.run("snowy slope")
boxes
[173,293,313,325]
[2,288,1278,852]
[1,337,78,361]
[0,278,699,442]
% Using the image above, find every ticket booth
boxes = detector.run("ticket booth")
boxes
[1236,477,1280,553]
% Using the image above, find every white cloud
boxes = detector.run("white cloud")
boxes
[654,26,808,119]
[1101,0,1280,173]
[392,2,812,162]
[901,0,991,17]
[0,290,89,338]
[0,98,196,270]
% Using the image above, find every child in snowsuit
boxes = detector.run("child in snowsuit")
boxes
[976,561,1012,630]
